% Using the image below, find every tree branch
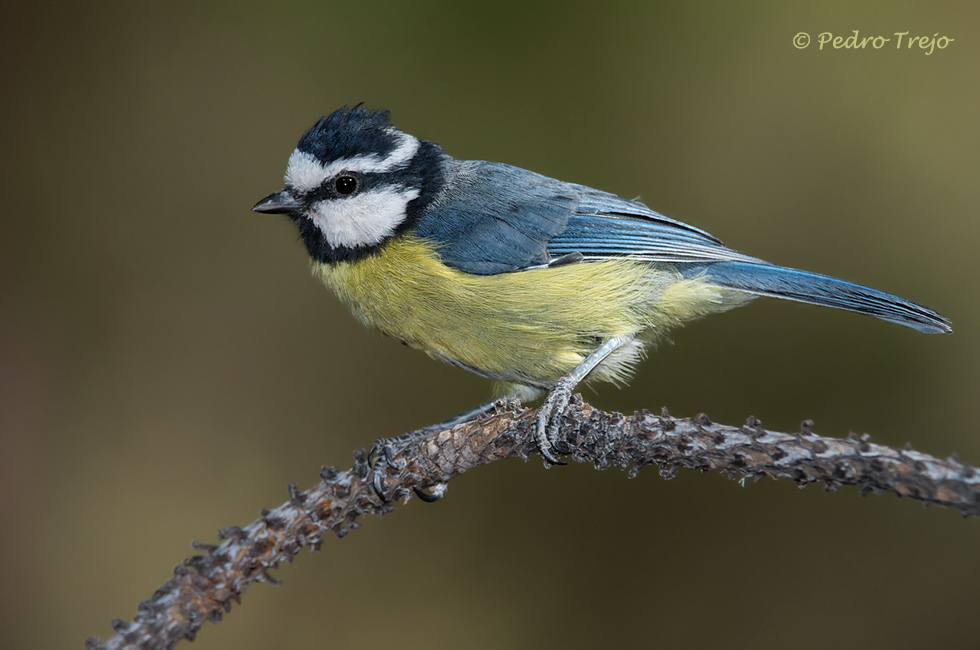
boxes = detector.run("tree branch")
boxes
[87,397,980,650]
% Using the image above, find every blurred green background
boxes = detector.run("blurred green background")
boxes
[1,1,978,649]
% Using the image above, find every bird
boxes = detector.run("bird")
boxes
[254,105,951,467]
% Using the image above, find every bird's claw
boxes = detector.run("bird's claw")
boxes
[368,437,408,500]
[366,400,504,501]
[534,383,574,466]
[413,483,448,502]
[369,431,450,501]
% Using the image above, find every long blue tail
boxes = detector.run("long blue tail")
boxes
[682,261,952,334]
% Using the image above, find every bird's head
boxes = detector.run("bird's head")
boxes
[254,106,445,262]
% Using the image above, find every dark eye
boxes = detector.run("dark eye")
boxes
[335,175,357,195]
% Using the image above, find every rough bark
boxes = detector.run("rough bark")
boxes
[88,398,980,650]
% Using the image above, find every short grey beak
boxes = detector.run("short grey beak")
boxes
[253,189,302,214]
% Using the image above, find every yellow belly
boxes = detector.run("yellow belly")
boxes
[313,234,748,394]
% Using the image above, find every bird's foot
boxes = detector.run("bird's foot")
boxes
[368,399,504,501]
[531,335,634,466]
[534,380,577,466]
[367,433,411,500]
[369,431,450,502]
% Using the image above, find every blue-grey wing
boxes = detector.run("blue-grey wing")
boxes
[548,188,764,265]
[415,160,760,275]
[414,161,577,274]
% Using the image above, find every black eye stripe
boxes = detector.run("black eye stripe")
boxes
[306,171,363,202]
[305,170,412,203]
[301,143,433,206]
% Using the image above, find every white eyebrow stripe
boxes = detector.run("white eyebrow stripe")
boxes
[283,130,420,193]
[284,150,327,192]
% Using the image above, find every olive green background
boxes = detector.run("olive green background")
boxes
[2,2,978,649]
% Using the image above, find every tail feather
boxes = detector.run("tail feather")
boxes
[682,261,952,334]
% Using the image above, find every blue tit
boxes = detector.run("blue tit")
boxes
[254,105,951,465]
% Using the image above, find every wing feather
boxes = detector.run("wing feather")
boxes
[550,188,764,265]
[416,160,759,274]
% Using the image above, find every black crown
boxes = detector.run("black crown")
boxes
[296,105,399,164]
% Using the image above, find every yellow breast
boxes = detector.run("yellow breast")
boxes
[313,234,746,393]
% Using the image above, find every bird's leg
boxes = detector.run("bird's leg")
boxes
[369,398,506,500]
[535,335,633,465]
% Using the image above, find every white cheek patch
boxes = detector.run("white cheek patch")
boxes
[283,129,420,193]
[309,186,421,249]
